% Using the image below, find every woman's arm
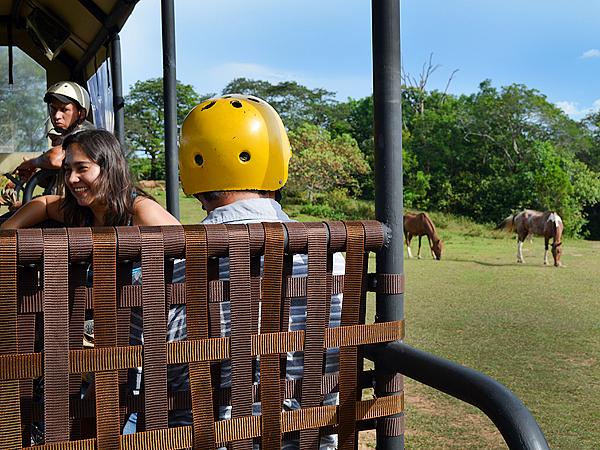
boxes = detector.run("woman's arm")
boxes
[132,197,181,226]
[0,195,65,229]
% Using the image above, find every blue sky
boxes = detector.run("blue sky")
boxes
[119,0,600,120]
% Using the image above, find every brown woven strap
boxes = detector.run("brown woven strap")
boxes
[368,273,405,294]
[29,439,97,449]
[227,224,253,450]
[140,226,169,430]
[92,228,121,449]
[15,228,43,264]
[67,262,89,441]
[259,222,285,450]
[299,222,329,448]
[18,307,35,447]
[17,273,366,313]
[0,320,403,382]
[184,225,215,449]
[114,391,401,448]
[0,230,21,449]
[43,228,71,443]
[378,415,405,436]
[16,263,37,446]
[338,221,366,449]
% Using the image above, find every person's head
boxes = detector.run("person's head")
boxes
[179,94,291,212]
[44,81,90,133]
[60,129,136,226]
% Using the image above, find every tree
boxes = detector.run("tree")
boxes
[0,47,46,152]
[286,124,370,202]
[124,78,201,180]
[222,78,342,132]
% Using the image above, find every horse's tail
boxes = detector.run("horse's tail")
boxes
[496,214,516,232]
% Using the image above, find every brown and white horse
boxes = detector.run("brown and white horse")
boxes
[498,209,564,266]
[404,212,443,260]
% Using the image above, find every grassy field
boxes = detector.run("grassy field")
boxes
[13,189,593,449]
[151,192,599,449]
[361,216,600,449]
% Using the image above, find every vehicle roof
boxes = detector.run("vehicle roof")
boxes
[0,0,138,84]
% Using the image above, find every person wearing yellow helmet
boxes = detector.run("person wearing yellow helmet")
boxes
[174,94,342,449]
[179,93,291,210]
[16,81,95,180]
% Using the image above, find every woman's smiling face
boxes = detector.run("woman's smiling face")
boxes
[64,143,102,208]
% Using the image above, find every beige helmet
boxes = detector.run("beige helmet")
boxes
[44,81,91,117]
[179,94,291,195]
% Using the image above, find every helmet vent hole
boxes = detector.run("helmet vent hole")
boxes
[239,151,251,162]
[201,101,216,111]
[194,154,204,166]
[231,100,243,108]
[247,97,260,103]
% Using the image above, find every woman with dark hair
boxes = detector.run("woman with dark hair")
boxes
[1,129,179,229]
[1,129,182,441]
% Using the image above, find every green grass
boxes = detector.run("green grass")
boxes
[369,226,600,449]
[142,192,600,448]
[147,188,207,224]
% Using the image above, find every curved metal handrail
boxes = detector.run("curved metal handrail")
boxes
[23,169,59,204]
[366,341,550,450]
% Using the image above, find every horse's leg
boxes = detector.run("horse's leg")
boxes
[417,236,422,259]
[517,239,525,263]
[544,237,549,265]
[405,232,413,258]
[427,235,435,259]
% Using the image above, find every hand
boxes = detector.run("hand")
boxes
[15,157,38,181]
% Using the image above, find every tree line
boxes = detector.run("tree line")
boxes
[124,76,600,238]
[5,48,597,237]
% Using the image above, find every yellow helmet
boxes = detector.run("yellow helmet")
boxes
[179,94,291,195]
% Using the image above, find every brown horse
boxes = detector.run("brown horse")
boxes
[498,209,564,266]
[404,212,443,260]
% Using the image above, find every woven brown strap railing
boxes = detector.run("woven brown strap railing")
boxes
[0,220,404,449]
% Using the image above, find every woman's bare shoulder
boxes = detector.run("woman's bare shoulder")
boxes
[133,196,180,226]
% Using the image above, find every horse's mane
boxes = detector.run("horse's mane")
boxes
[421,212,440,241]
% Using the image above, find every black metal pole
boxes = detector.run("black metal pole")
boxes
[110,34,125,148]
[161,0,179,219]
[372,0,404,449]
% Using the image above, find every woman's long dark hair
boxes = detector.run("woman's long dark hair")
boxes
[60,129,148,226]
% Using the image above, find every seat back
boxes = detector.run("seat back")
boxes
[0,221,404,449]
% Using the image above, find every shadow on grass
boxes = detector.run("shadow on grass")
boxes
[443,258,556,268]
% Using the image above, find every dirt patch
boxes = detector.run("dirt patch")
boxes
[137,180,165,190]
[358,383,505,449]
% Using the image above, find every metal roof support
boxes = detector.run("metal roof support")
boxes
[372,0,404,449]
[72,0,139,78]
[110,34,125,147]
[7,0,24,85]
[161,0,179,219]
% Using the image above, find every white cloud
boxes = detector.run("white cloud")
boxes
[556,100,600,120]
[581,49,600,59]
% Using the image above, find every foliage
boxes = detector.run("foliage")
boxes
[222,78,343,132]
[0,48,47,152]
[124,78,201,179]
[401,80,600,236]
[286,124,370,202]
[122,75,600,238]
